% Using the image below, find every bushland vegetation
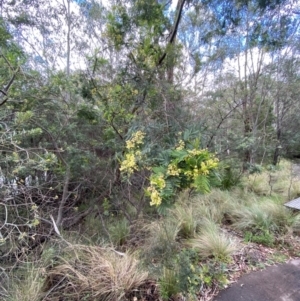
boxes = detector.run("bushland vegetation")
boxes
[1,0,300,300]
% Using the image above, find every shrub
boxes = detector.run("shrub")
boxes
[219,164,241,190]
[119,132,219,209]
[162,249,229,299]
[146,140,219,208]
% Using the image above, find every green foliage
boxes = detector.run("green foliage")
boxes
[176,248,203,297]
[219,164,242,190]
[244,231,275,247]
[146,137,219,207]
[106,0,169,64]
[106,5,131,51]
[161,249,229,299]
[159,267,180,301]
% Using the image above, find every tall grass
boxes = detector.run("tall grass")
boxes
[43,244,148,301]
[231,199,296,235]
[188,220,237,262]
[168,204,200,238]
[241,159,300,200]
[6,263,44,301]
[142,219,180,266]
[243,172,271,196]
[158,267,180,300]
[191,189,243,224]
[107,217,130,246]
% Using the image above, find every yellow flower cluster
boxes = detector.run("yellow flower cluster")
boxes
[205,158,219,169]
[147,173,166,206]
[184,165,201,177]
[187,149,204,156]
[176,139,185,150]
[120,153,138,176]
[200,162,209,175]
[167,164,181,176]
[147,186,162,206]
[121,131,146,176]
[126,131,145,149]
[31,218,40,227]
[150,174,166,189]
[183,157,219,179]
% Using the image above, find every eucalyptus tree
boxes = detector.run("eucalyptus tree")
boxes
[182,0,299,168]
[270,55,300,163]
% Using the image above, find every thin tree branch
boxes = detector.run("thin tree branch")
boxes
[0,68,19,106]
[157,0,186,66]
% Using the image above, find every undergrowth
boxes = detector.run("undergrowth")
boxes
[2,159,300,301]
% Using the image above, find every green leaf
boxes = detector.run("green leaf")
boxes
[193,174,210,193]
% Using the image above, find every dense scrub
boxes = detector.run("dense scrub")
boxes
[1,160,300,301]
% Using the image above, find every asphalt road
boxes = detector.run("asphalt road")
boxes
[214,259,300,301]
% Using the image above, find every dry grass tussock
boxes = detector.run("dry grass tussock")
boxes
[43,244,148,301]
[168,204,200,238]
[243,172,271,195]
[191,189,242,224]
[230,198,297,234]
[187,220,237,261]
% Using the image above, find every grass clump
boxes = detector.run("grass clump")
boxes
[168,204,200,239]
[231,199,296,239]
[142,220,180,269]
[43,244,148,301]
[5,264,44,301]
[292,215,300,234]
[191,189,241,224]
[188,220,237,262]
[243,172,270,196]
[4,246,59,301]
